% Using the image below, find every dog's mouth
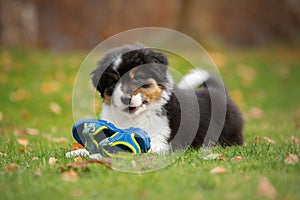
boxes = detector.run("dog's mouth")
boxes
[126,100,148,114]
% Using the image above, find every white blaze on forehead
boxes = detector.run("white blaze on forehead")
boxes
[130,93,142,107]
[112,55,122,70]
[112,83,127,109]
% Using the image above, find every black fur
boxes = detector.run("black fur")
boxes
[91,44,244,149]
[165,75,244,149]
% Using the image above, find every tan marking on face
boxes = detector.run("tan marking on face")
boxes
[103,94,112,105]
[136,78,163,103]
[111,73,119,81]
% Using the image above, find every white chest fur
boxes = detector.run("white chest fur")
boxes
[101,104,171,152]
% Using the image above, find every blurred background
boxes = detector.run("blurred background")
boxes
[1,0,300,51]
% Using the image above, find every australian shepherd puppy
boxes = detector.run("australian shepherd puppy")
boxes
[91,44,244,153]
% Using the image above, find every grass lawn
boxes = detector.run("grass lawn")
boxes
[0,45,299,200]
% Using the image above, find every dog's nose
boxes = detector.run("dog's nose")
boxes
[121,96,131,105]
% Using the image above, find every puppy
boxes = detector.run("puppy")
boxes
[91,44,244,152]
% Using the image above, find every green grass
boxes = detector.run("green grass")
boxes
[1,45,300,200]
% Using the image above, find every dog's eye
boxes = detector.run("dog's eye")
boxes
[105,86,114,96]
[141,83,152,88]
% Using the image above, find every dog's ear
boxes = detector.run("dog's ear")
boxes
[144,49,168,75]
[91,61,119,98]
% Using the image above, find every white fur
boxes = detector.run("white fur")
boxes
[177,69,209,89]
[101,90,172,153]
[130,93,142,107]
[112,83,127,110]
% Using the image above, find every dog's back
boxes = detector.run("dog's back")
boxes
[166,71,244,149]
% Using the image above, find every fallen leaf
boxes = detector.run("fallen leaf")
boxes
[0,152,7,156]
[21,110,30,120]
[42,134,68,143]
[17,137,29,146]
[237,64,256,86]
[34,169,42,177]
[248,107,264,119]
[49,157,57,165]
[230,90,244,111]
[50,102,61,115]
[74,156,83,162]
[61,170,79,182]
[209,52,227,68]
[9,89,31,101]
[131,160,137,168]
[14,129,27,136]
[263,136,276,144]
[19,147,26,153]
[284,153,299,165]
[290,136,299,145]
[41,80,61,94]
[209,166,226,175]
[6,163,19,171]
[231,156,243,162]
[253,137,260,143]
[50,137,68,143]
[71,189,83,197]
[26,128,39,136]
[32,157,39,161]
[0,128,7,135]
[218,155,227,161]
[257,177,277,199]
[203,153,221,160]
[72,143,85,150]
[0,111,3,121]
[59,159,112,169]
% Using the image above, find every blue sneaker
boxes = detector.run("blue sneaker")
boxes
[72,119,151,157]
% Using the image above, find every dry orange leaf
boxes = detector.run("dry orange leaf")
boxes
[26,128,39,136]
[209,52,227,68]
[41,80,61,94]
[209,166,226,175]
[218,155,227,161]
[284,153,299,165]
[17,137,29,146]
[263,136,276,144]
[61,170,79,182]
[50,102,61,115]
[290,136,299,145]
[72,143,85,150]
[19,147,26,153]
[7,163,19,171]
[231,156,243,162]
[14,129,27,136]
[257,177,277,199]
[74,156,83,163]
[9,89,31,101]
[49,157,58,165]
[59,159,112,169]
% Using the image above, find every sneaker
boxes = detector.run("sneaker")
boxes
[72,119,151,157]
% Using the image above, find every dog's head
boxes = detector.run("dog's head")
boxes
[91,44,172,116]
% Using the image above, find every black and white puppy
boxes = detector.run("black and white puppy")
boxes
[91,44,244,152]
